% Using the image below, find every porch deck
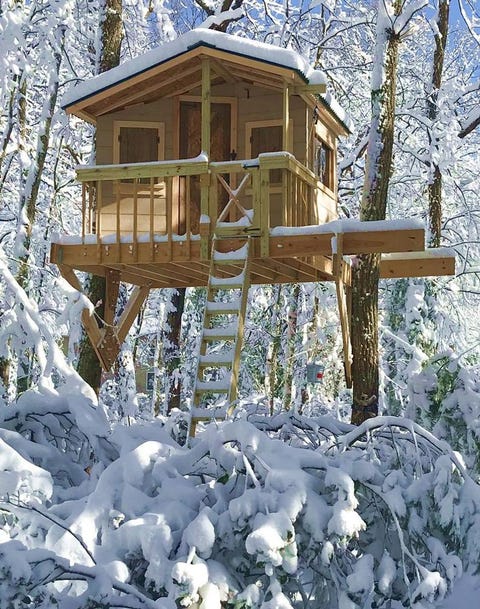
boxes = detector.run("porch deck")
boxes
[50,152,449,289]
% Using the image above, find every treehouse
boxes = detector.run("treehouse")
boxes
[50,29,455,433]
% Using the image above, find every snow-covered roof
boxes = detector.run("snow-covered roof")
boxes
[62,28,327,111]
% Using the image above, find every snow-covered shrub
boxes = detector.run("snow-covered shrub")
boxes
[7,414,478,609]
[409,354,480,470]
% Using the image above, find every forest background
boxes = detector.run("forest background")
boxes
[0,0,479,608]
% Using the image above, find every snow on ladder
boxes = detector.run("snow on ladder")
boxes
[189,235,252,438]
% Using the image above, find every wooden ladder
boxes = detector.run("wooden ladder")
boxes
[189,233,252,438]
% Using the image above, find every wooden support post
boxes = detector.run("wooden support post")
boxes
[200,172,211,260]
[201,57,211,158]
[259,165,270,258]
[104,268,121,326]
[333,235,353,388]
[282,82,290,151]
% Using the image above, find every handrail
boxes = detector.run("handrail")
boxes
[76,156,209,182]
[76,151,337,261]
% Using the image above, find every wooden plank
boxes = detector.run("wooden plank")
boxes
[283,82,290,152]
[211,59,237,84]
[97,64,200,115]
[269,228,425,258]
[201,57,211,158]
[77,159,209,182]
[380,251,455,278]
[57,264,107,365]
[259,169,270,257]
[293,83,327,95]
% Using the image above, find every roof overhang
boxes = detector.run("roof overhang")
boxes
[63,29,334,125]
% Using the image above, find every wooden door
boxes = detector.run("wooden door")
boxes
[100,122,165,238]
[179,101,231,233]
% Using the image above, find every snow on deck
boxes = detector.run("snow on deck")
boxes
[270,218,424,236]
[381,247,456,259]
[62,28,327,109]
[52,233,201,245]
[51,219,425,246]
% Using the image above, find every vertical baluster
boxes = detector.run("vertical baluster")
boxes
[167,176,173,261]
[115,179,121,247]
[97,180,103,263]
[186,175,191,257]
[149,177,155,261]
[81,183,87,243]
[133,178,138,261]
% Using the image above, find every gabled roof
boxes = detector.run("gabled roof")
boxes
[62,29,330,121]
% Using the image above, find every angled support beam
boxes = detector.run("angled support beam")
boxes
[333,236,353,388]
[211,59,236,84]
[116,286,150,344]
[58,264,106,367]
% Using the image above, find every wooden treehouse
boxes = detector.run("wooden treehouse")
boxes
[51,29,455,432]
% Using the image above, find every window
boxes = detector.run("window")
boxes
[314,137,334,191]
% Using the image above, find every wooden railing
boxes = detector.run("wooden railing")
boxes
[77,152,337,260]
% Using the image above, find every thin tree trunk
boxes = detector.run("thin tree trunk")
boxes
[163,288,186,413]
[283,284,300,410]
[265,285,282,415]
[427,0,450,248]
[351,0,403,425]
[76,0,123,392]
[15,30,64,289]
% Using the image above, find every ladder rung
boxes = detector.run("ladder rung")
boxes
[195,377,231,392]
[191,406,228,422]
[213,243,249,261]
[199,351,234,367]
[210,271,245,287]
[191,413,227,422]
[195,387,229,395]
[207,299,241,312]
[206,304,241,315]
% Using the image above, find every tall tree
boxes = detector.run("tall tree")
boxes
[350,0,427,425]
[427,0,450,248]
[76,0,124,392]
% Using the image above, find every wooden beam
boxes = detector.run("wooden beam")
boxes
[333,236,352,388]
[201,57,211,158]
[96,64,201,115]
[57,264,108,368]
[380,249,455,278]
[268,227,425,258]
[283,82,290,152]
[76,158,209,182]
[293,83,327,95]
[211,59,237,84]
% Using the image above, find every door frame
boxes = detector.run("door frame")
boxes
[174,96,238,160]
[113,120,165,164]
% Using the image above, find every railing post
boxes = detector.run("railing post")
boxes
[200,171,211,260]
[259,162,270,258]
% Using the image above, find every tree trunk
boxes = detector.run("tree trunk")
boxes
[283,284,300,410]
[163,288,186,413]
[265,285,283,415]
[76,0,123,392]
[351,0,403,425]
[427,0,450,248]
